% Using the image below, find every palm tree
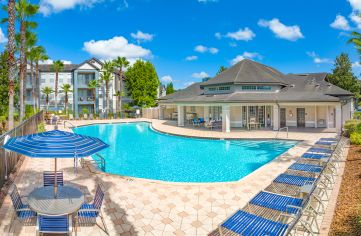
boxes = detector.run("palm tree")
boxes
[88,79,99,115]
[349,31,361,61]
[60,84,72,115]
[51,60,64,112]
[5,0,16,129]
[41,86,53,111]
[32,46,48,110]
[113,56,129,113]
[100,61,114,117]
[15,0,39,120]
[217,66,227,75]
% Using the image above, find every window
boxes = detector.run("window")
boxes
[242,85,272,91]
[219,86,230,91]
[50,78,54,83]
[208,87,217,91]
[257,86,272,90]
[190,106,196,112]
[41,79,45,83]
[242,85,257,90]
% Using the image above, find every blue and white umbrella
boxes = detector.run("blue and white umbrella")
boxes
[2,130,109,197]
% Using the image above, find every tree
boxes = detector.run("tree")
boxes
[125,60,160,107]
[15,0,39,120]
[32,46,48,110]
[100,61,114,117]
[60,84,72,115]
[88,79,99,115]
[113,56,129,113]
[5,0,16,129]
[327,53,361,99]
[166,82,175,95]
[51,60,64,112]
[41,86,53,111]
[217,65,227,75]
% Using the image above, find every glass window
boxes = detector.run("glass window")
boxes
[41,79,45,83]
[50,78,54,83]
[257,86,272,90]
[219,86,230,91]
[208,87,217,91]
[242,85,257,90]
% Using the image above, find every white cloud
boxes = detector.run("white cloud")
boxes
[160,75,173,83]
[352,61,361,67]
[83,36,151,60]
[130,30,154,43]
[215,32,222,39]
[192,71,209,79]
[229,42,237,47]
[330,15,351,31]
[185,55,198,61]
[258,18,304,41]
[225,27,255,41]
[198,0,218,3]
[209,47,219,54]
[0,28,7,43]
[230,52,263,65]
[39,0,102,16]
[306,51,332,64]
[194,45,218,54]
[350,12,361,29]
[194,45,208,53]
[349,0,361,12]
[40,59,72,64]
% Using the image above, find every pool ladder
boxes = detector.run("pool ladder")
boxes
[275,126,289,139]
[64,121,77,129]
[93,153,106,171]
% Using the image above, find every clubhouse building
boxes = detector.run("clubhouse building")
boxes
[159,59,354,134]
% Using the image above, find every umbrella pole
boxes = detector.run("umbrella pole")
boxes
[54,158,58,198]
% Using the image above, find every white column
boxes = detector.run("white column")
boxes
[314,105,317,128]
[326,105,329,128]
[204,106,209,122]
[335,104,342,134]
[177,105,185,127]
[273,105,279,131]
[222,105,231,133]
[240,106,243,127]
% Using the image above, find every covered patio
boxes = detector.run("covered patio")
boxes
[159,103,341,134]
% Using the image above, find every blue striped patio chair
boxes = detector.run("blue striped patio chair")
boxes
[36,215,71,235]
[218,209,303,236]
[76,185,108,234]
[302,152,330,160]
[9,185,37,231]
[315,141,337,146]
[43,171,64,187]
[288,163,322,174]
[319,138,338,141]
[274,174,316,187]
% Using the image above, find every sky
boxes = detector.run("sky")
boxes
[0,0,361,89]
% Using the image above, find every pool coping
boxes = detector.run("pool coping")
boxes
[74,120,310,186]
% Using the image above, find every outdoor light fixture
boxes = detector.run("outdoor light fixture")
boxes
[289,110,293,117]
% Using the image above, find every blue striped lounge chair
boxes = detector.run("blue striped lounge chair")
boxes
[43,171,64,187]
[319,138,338,141]
[192,118,200,127]
[218,209,295,236]
[288,163,322,174]
[9,185,37,231]
[302,152,330,160]
[274,174,316,187]
[315,140,337,146]
[307,147,332,154]
[36,215,71,235]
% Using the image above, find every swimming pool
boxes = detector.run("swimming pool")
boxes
[73,122,297,183]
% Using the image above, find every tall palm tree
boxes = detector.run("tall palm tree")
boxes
[113,56,129,113]
[100,61,114,117]
[5,0,16,129]
[51,60,64,112]
[349,31,361,61]
[60,84,72,115]
[32,46,48,110]
[41,86,53,111]
[15,0,39,120]
[88,79,99,115]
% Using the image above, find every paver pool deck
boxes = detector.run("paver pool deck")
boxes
[0,118,344,235]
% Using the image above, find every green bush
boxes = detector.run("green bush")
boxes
[344,120,361,137]
[354,111,361,120]
[82,108,89,114]
[350,132,361,145]
[37,122,46,133]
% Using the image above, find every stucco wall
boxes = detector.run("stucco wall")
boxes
[230,106,242,127]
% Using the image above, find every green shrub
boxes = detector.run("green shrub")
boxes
[344,120,361,137]
[354,111,361,120]
[350,132,361,145]
[37,122,46,133]
[82,108,89,114]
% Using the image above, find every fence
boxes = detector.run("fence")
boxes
[142,107,160,119]
[0,110,44,190]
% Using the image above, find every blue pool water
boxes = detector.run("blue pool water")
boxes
[73,122,297,183]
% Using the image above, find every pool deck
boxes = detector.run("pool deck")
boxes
[0,118,346,235]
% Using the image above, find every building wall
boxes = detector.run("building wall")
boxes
[230,106,242,127]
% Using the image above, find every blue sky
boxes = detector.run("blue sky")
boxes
[0,0,361,88]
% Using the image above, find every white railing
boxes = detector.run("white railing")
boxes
[63,121,77,129]
[275,126,289,139]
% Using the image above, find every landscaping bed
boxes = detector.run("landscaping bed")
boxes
[329,144,361,235]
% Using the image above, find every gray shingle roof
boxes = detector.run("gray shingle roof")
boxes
[160,60,353,104]
[201,59,288,86]
[38,64,78,72]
